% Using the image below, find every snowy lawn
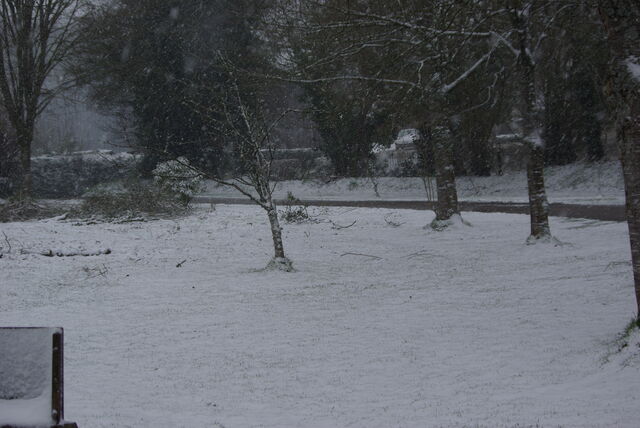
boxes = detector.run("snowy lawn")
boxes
[0,204,639,427]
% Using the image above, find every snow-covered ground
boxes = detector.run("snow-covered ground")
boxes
[1,205,639,427]
[204,161,625,205]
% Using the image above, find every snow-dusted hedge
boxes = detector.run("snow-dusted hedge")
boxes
[28,150,332,197]
[152,157,204,203]
[31,151,141,198]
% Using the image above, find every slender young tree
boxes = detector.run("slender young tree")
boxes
[0,0,81,198]
[75,0,292,269]
[186,63,295,271]
[598,0,640,323]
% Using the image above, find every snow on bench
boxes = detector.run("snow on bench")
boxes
[0,328,78,428]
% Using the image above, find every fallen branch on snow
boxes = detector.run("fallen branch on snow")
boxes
[340,252,382,260]
[21,248,112,257]
[405,250,445,260]
[2,231,11,253]
[330,220,357,230]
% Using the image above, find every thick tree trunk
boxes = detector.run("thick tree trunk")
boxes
[18,136,32,199]
[520,67,551,240]
[599,0,640,320]
[512,4,552,241]
[527,144,550,239]
[10,118,36,199]
[620,123,640,319]
[433,125,459,221]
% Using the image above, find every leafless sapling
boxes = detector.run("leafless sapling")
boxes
[187,65,295,271]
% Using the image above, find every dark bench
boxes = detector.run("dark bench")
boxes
[0,328,78,428]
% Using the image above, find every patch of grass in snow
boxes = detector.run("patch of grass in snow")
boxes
[0,198,67,223]
[279,192,313,224]
[602,318,640,365]
[618,318,640,351]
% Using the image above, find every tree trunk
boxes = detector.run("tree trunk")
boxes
[433,125,459,221]
[17,126,33,199]
[264,199,293,271]
[527,144,550,239]
[266,202,286,259]
[620,121,640,319]
[599,0,640,321]
[512,3,552,241]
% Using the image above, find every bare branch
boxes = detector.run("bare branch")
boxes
[340,252,382,260]
[330,220,357,230]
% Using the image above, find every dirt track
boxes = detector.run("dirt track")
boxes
[195,197,626,222]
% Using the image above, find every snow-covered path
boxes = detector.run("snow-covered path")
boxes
[1,205,638,427]
[203,161,626,206]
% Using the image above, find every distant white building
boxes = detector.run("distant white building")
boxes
[373,129,421,175]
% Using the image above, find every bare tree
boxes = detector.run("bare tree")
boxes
[598,0,640,323]
[0,0,81,198]
[507,1,552,241]
[272,1,588,237]
[268,0,505,229]
[483,1,581,241]
[186,63,295,271]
